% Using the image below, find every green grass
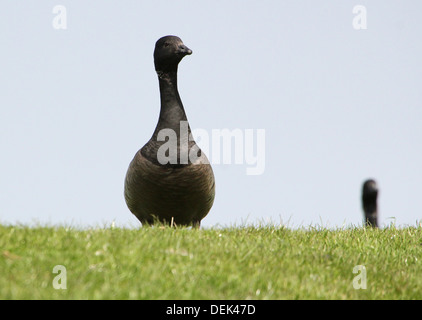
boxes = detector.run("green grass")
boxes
[1,224,421,299]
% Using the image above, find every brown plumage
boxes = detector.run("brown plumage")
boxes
[124,36,215,227]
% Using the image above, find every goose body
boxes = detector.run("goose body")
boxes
[124,36,215,227]
[362,179,378,228]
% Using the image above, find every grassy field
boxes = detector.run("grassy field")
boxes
[1,223,421,299]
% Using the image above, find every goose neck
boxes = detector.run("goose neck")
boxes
[156,70,188,129]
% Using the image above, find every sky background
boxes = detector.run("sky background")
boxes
[1,1,421,228]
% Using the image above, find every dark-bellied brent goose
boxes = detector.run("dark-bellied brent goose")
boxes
[362,179,378,228]
[124,36,215,227]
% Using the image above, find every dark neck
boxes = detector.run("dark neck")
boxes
[141,68,196,166]
[155,69,189,133]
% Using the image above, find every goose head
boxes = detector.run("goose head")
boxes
[154,35,192,73]
[362,179,378,198]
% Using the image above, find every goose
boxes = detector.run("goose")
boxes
[124,36,215,227]
[362,179,378,228]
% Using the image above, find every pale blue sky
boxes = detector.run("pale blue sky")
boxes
[1,1,421,228]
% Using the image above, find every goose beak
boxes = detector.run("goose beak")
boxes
[178,44,192,56]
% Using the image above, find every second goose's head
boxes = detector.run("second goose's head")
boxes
[362,179,378,200]
[154,35,192,73]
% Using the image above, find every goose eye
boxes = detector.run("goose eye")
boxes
[164,42,170,47]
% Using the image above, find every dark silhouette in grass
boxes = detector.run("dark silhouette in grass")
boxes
[362,179,378,228]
